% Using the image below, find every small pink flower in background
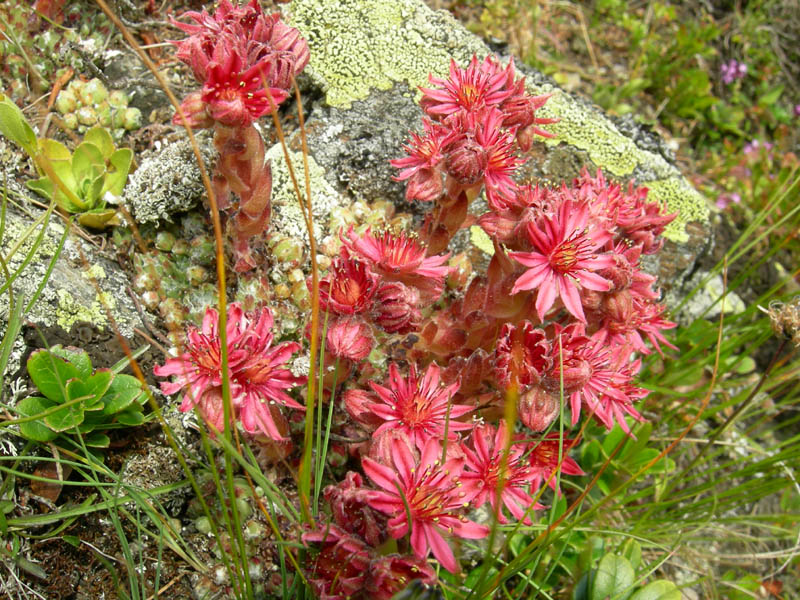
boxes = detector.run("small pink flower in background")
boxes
[362,437,489,573]
[461,421,545,524]
[527,434,584,496]
[326,317,374,361]
[154,303,305,440]
[743,139,773,155]
[420,55,513,118]
[720,59,747,85]
[794,104,800,117]
[715,192,742,210]
[365,362,473,450]
[341,227,450,300]
[510,198,614,323]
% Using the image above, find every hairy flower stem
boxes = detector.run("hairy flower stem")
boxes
[90,1,254,595]
[423,183,476,256]
[212,125,273,272]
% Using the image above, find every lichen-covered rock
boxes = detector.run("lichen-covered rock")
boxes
[124,132,215,224]
[286,0,709,245]
[0,198,143,378]
[301,84,420,206]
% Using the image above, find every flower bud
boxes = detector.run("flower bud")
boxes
[326,317,374,361]
[543,358,592,395]
[372,281,421,334]
[519,386,560,432]
[444,136,488,185]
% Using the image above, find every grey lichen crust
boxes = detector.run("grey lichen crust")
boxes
[266,143,343,250]
[286,0,709,243]
[124,132,216,224]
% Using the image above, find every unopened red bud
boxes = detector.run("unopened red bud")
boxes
[405,167,444,202]
[543,358,592,395]
[603,290,634,323]
[445,136,488,185]
[326,318,374,361]
[372,281,421,334]
[519,386,560,432]
[502,96,535,129]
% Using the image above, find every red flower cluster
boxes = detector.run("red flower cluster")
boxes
[308,228,450,364]
[391,55,556,205]
[303,472,436,599]
[171,0,309,127]
[154,303,305,440]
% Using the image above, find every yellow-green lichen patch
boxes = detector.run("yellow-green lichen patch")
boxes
[56,289,114,331]
[81,264,106,281]
[470,225,494,256]
[287,0,486,109]
[535,90,640,177]
[641,178,709,243]
[287,0,708,242]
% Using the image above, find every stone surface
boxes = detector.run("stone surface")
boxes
[286,0,710,245]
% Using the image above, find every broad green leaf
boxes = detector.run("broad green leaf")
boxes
[43,400,84,432]
[591,553,634,600]
[115,409,145,427]
[15,396,59,442]
[0,96,37,155]
[628,581,681,600]
[26,177,55,201]
[102,374,145,415]
[72,142,105,182]
[758,84,783,107]
[77,208,118,229]
[27,349,79,403]
[104,148,133,196]
[50,346,92,380]
[620,539,642,571]
[38,138,71,162]
[84,432,111,448]
[83,126,114,160]
[66,369,113,411]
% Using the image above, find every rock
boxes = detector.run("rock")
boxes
[0,152,143,379]
[285,0,712,290]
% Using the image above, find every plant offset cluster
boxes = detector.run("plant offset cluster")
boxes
[16,346,147,448]
[0,95,132,228]
[156,19,680,600]
[171,0,309,271]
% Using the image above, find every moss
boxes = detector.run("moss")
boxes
[287,0,709,243]
[55,289,115,331]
